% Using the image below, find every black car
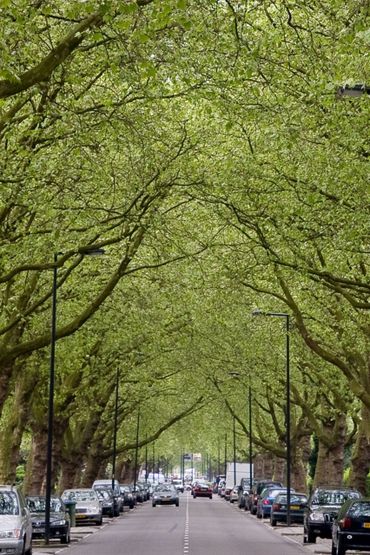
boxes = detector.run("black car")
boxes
[94,487,118,517]
[331,498,370,555]
[247,479,284,514]
[270,492,308,526]
[237,478,254,509]
[26,495,71,544]
[120,485,136,509]
[304,487,361,544]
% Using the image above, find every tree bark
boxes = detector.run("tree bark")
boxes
[313,415,346,487]
[349,403,370,495]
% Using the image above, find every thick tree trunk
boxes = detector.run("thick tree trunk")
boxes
[313,415,346,487]
[119,459,135,482]
[24,429,48,495]
[253,453,274,479]
[80,448,102,487]
[349,403,370,495]
[292,435,310,491]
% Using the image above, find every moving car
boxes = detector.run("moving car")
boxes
[331,498,370,555]
[61,488,103,526]
[192,481,213,499]
[270,492,307,526]
[172,479,184,493]
[26,495,70,544]
[0,485,32,555]
[304,487,361,544]
[152,485,179,507]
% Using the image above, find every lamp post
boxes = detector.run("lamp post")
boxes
[233,416,237,486]
[133,409,140,492]
[45,248,104,543]
[252,308,291,526]
[248,384,253,492]
[111,367,119,494]
[224,433,227,476]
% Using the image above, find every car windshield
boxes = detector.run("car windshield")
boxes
[157,486,175,492]
[27,497,63,513]
[348,502,370,517]
[0,492,19,515]
[313,491,360,505]
[96,489,111,500]
[63,490,97,502]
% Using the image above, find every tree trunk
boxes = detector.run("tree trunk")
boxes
[292,435,311,491]
[313,415,346,487]
[24,429,48,494]
[349,403,370,495]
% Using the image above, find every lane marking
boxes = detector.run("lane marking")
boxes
[184,491,190,554]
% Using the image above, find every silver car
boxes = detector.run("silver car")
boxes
[0,485,32,555]
[61,489,102,526]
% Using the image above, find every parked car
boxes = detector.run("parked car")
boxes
[229,486,239,504]
[218,480,226,497]
[26,495,70,543]
[303,487,362,544]
[270,492,308,526]
[61,488,103,526]
[0,485,32,555]
[331,498,370,555]
[120,485,136,509]
[152,485,179,507]
[248,480,284,515]
[94,487,117,517]
[192,481,213,499]
[92,479,123,512]
[238,478,254,509]
[256,487,289,519]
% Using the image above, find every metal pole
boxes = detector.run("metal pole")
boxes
[191,453,194,482]
[233,416,236,486]
[286,315,291,527]
[249,385,253,492]
[112,368,119,493]
[152,443,155,483]
[133,409,140,491]
[224,433,227,476]
[218,438,220,476]
[45,252,58,544]
[145,438,148,483]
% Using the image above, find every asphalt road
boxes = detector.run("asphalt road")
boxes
[49,492,311,555]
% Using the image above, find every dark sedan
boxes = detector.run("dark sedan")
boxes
[304,487,361,544]
[26,495,70,544]
[270,492,307,526]
[331,498,370,555]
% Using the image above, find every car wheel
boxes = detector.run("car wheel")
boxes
[96,517,103,525]
[336,538,346,555]
[175,500,179,507]
[152,502,156,507]
[307,527,317,543]
[193,495,196,499]
[251,506,257,515]
[270,517,277,526]
[209,495,212,500]
[257,511,262,519]
[129,503,134,509]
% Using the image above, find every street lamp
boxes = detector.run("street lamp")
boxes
[45,248,105,543]
[111,367,119,494]
[233,416,237,486]
[133,409,140,493]
[248,384,253,492]
[252,308,291,526]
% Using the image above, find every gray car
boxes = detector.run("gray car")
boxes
[61,489,103,526]
[0,485,33,555]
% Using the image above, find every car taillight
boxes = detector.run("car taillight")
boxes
[340,517,352,529]
[272,503,280,511]
[263,499,269,505]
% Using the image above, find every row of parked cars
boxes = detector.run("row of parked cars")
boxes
[0,478,154,554]
[217,478,370,555]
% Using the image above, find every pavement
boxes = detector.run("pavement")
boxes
[32,514,119,554]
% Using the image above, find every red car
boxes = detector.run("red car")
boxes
[192,481,213,499]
